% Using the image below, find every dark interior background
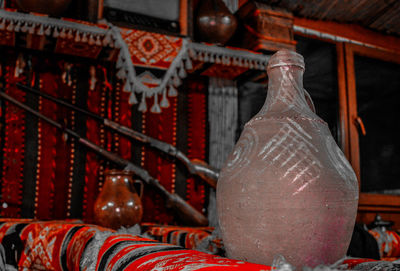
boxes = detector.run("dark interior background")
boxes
[355,55,400,193]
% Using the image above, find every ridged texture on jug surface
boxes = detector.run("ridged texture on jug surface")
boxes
[217,50,359,268]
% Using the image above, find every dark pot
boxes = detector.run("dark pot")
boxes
[196,0,238,45]
[16,0,72,16]
[94,170,143,230]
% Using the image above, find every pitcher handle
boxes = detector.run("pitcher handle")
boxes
[303,88,316,113]
[132,179,144,198]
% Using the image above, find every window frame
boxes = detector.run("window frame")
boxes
[294,21,400,226]
[344,43,400,223]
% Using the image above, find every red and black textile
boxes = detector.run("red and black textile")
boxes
[7,219,400,271]
[35,71,74,220]
[20,73,40,219]
[141,95,177,224]
[141,223,223,255]
[0,219,109,271]
[82,65,108,223]
[67,63,95,219]
[0,219,273,271]
[4,0,17,9]
[116,84,133,161]
[34,72,58,220]
[185,79,207,212]
[53,76,74,220]
[0,46,210,226]
[368,228,400,259]
[0,54,27,218]
[20,222,108,271]
[66,224,104,270]
[96,234,272,271]
[174,82,190,203]
[0,49,101,221]
[18,58,75,220]
[0,219,31,268]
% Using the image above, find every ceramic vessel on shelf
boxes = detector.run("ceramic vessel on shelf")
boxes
[217,50,359,268]
[196,0,238,45]
[16,0,72,16]
[94,170,143,230]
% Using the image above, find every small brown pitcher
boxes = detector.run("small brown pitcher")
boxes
[94,169,143,230]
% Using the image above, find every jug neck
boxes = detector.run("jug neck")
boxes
[103,171,132,191]
[259,50,312,115]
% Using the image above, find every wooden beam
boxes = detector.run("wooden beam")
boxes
[357,193,400,228]
[359,193,400,209]
[294,17,400,53]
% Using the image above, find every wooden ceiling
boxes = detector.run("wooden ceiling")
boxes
[257,0,400,36]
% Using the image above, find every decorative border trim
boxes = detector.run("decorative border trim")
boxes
[105,25,270,114]
[190,42,269,69]
[0,9,112,45]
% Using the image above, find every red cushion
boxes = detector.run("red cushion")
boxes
[96,234,272,270]
[369,229,400,257]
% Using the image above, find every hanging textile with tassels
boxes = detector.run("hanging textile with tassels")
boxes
[112,26,190,114]
[110,25,269,114]
[0,9,270,114]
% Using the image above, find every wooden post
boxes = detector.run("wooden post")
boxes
[336,42,350,159]
[179,0,188,36]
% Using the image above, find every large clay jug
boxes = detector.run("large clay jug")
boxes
[94,170,143,230]
[217,50,359,268]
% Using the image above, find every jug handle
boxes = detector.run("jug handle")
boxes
[303,88,316,113]
[132,179,144,198]
[287,70,316,113]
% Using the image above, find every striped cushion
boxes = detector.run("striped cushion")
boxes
[95,234,272,270]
